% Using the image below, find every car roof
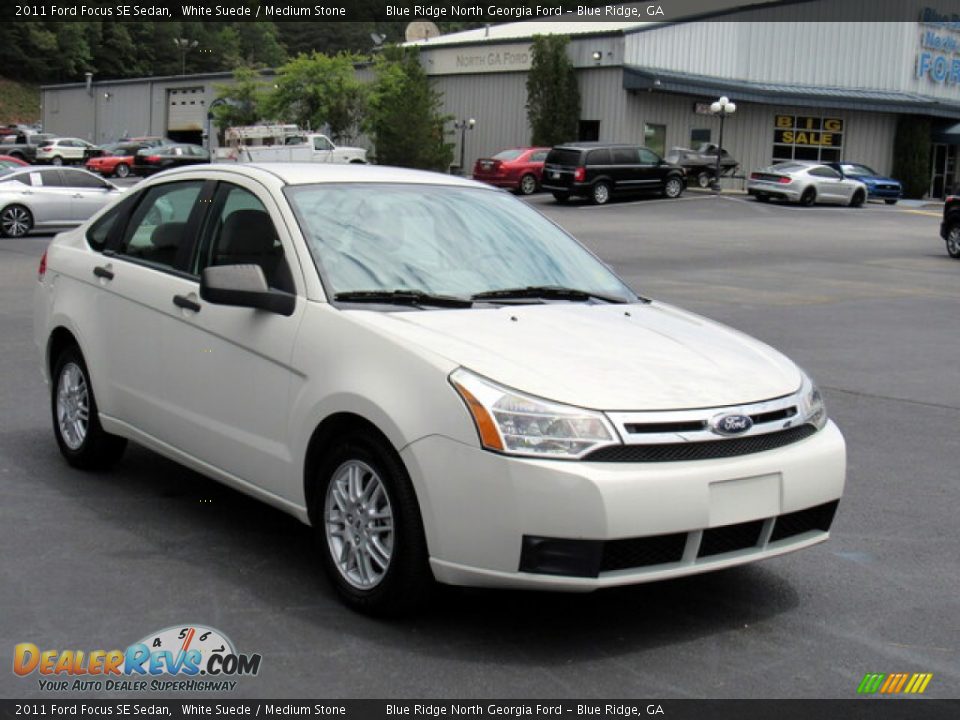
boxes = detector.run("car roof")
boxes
[551,142,642,150]
[150,163,492,189]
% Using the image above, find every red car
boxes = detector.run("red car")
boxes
[473,147,550,195]
[84,143,144,178]
[0,154,29,169]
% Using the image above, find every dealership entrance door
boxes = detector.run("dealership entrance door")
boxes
[930,143,957,199]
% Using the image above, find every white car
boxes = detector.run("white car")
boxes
[34,163,845,614]
[35,137,96,166]
[747,162,868,206]
[238,134,367,164]
[1,167,123,238]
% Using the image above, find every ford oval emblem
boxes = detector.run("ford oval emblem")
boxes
[710,413,753,436]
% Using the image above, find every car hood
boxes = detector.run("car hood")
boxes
[857,175,899,185]
[346,303,803,410]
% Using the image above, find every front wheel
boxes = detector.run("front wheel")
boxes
[51,345,126,470]
[114,163,130,178]
[552,192,570,204]
[696,170,713,189]
[946,223,960,258]
[51,156,63,166]
[314,433,432,615]
[663,176,684,198]
[0,204,33,238]
[799,187,816,206]
[518,173,538,196]
[850,189,866,208]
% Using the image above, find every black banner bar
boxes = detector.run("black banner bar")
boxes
[2,700,960,720]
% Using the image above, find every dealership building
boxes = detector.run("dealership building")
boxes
[40,0,960,197]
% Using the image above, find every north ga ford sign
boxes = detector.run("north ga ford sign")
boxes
[424,43,532,75]
[918,8,960,84]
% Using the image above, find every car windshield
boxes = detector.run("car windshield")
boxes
[840,164,876,176]
[286,184,636,303]
[492,149,524,161]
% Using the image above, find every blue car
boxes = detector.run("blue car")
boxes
[827,162,902,204]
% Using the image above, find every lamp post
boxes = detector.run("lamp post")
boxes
[709,96,736,191]
[454,118,475,176]
[173,38,198,76]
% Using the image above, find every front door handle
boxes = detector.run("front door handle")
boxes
[173,294,201,313]
[93,265,114,280]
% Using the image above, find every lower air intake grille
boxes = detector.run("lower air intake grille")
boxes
[600,533,687,572]
[698,520,764,558]
[584,425,817,463]
[770,500,839,542]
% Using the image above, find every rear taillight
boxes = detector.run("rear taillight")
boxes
[146,155,161,163]
[38,249,47,281]
[574,167,586,182]
[750,172,760,180]
[39,145,53,151]
[778,176,792,184]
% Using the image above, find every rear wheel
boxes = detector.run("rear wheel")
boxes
[51,345,126,470]
[114,163,130,178]
[946,223,960,258]
[0,204,33,238]
[663,176,684,198]
[51,155,63,166]
[552,192,570,204]
[591,181,612,205]
[799,187,816,206]
[314,433,432,616]
[696,170,713,189]
[518,173,538,196]
[849,189,866,207]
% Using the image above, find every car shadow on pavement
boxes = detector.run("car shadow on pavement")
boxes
[11,436,800,664]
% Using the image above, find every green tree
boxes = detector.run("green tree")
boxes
[265,52,366,141]
[211,66,271,132]
[526,35,580,147]
[236,22,287,68]
[366,46,453,171]
[892,115,931,199]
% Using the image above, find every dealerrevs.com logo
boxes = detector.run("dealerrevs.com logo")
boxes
[13,625,262,692]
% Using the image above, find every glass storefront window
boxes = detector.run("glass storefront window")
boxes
[771,115,843,163]
[644,123,667,157]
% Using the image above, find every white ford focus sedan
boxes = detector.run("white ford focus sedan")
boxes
[34,164,845,614]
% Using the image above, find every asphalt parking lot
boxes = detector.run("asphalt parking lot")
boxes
[1,188,958,699]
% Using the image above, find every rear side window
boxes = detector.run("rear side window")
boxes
[118,181,204,270]
[493,149,524,161]
[545,149,582,166]
[611,147,639,164]
[585,148,612,166]
[530,150,548,162]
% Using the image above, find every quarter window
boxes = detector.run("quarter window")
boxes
[118,181,204,270]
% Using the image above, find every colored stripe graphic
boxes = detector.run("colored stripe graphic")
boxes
[857,672,933,694]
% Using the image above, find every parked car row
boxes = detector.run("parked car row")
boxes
[748,161,902,206]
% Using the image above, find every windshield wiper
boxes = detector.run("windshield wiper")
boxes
[470,285,632,304]
[333,290,473,308]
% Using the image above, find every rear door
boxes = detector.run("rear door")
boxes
[28,169,74,224]
[610,146,640,191]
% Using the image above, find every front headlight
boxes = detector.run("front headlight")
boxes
[449,368,620,459]
[798,371,827,430]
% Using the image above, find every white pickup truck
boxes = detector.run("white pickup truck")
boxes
[238,133,367,164]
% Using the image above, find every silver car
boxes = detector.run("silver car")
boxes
[0,167,123,238]
[747,162,868,207]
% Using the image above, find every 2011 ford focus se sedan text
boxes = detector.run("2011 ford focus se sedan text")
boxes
[34,164,846,614]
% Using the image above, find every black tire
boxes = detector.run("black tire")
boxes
[51,345,126,470]
[755,194,771,203]
[696,170,713,189]
[663,176,684,199]
[946,222,960,258]
[849,189,866,208]
[799,187,816,207]
[114,163,130,178]
[9,151,25,161]
[518,173,538,196]
[884,199,898,205]
[590,181,612,205]
[0,204,33,238]
[51,155,63,166]
[552,192,570,204]
[313,432,432,616]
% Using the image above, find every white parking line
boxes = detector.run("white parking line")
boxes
[577,195,715,209]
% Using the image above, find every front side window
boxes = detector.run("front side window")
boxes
[195,184,293,292]
[60,169,110,189]
[118,181,203,269]
[286,184,635,302]
[638,148,661,164]
[313,137,334,152]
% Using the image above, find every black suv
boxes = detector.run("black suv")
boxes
[542,143,686,204]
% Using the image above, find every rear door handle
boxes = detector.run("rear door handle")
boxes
[93,265,114,280]
[173,294,201,313]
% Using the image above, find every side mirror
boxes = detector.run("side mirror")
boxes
[200,264,295,316]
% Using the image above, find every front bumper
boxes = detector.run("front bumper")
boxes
[865,187,901,200]
[401,421,845,591]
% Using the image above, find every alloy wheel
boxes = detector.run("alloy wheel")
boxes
[324,460,395,589]
[947,226,960,258]
[1,206,31,237]
[56,362,89,451]
[592,182,611,205]
[519,174,537,195]
[115,163,130,178]
[665,178,683,198]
